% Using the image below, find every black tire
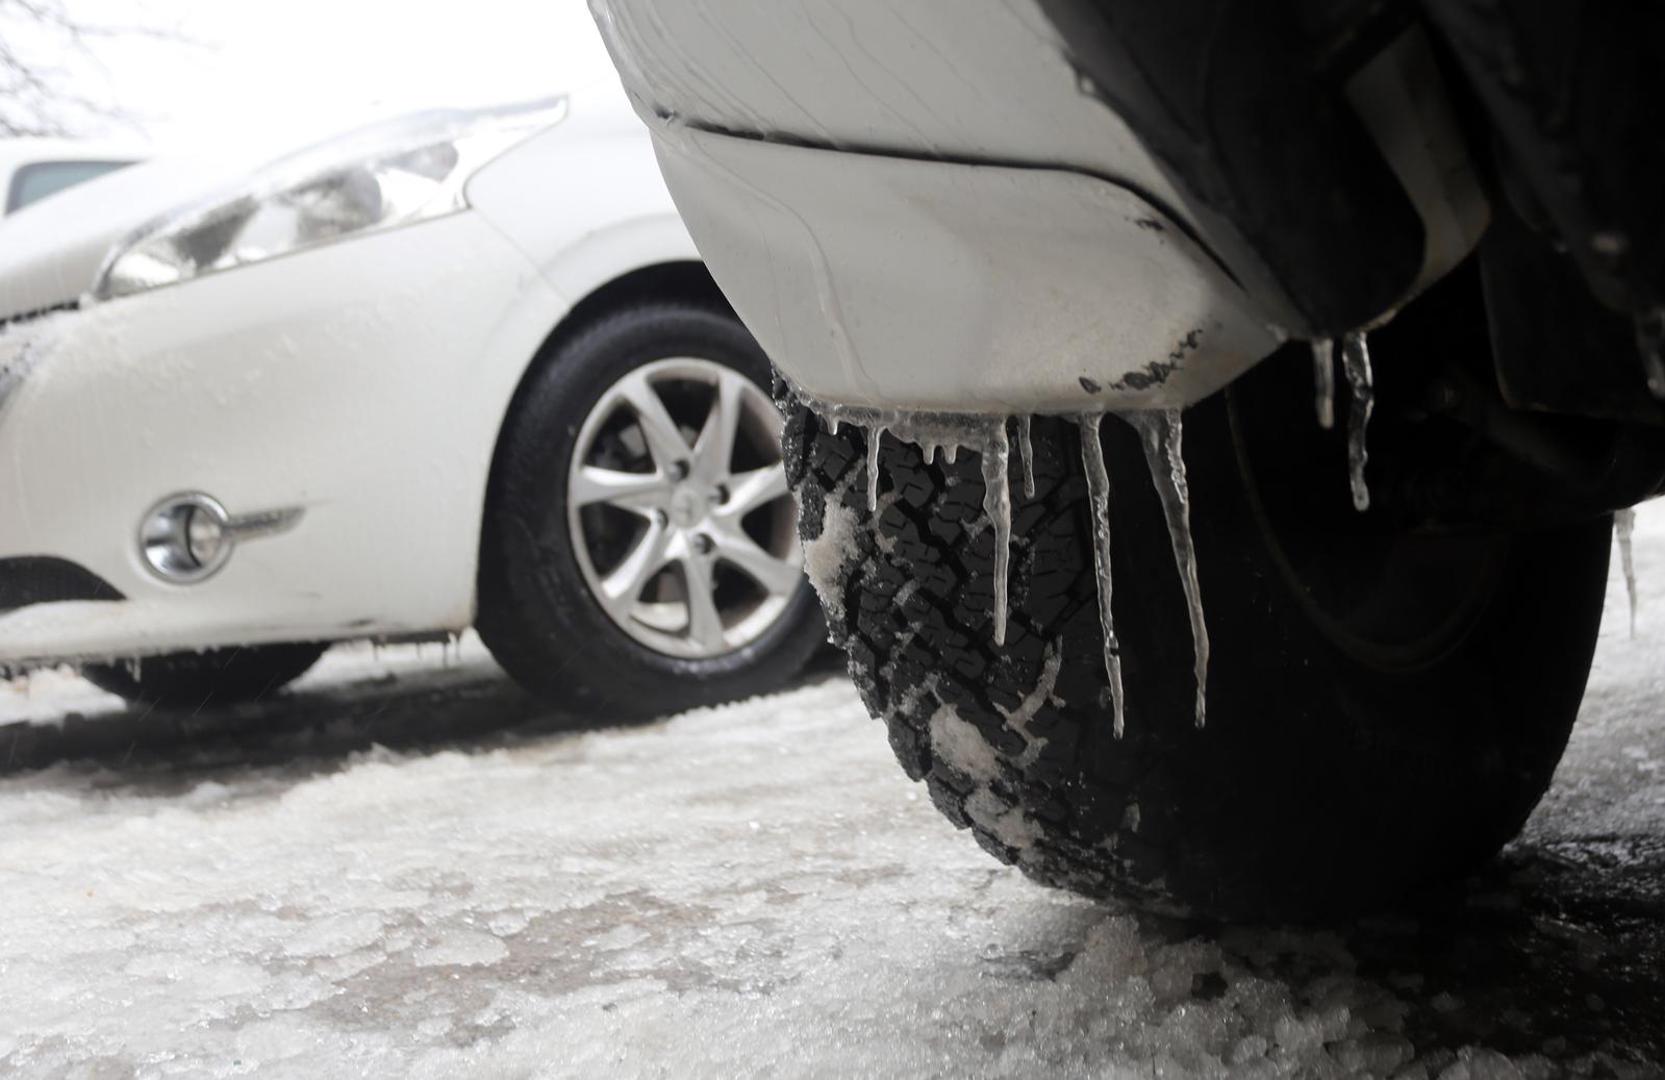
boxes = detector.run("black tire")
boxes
[477,301,824,718]
[81,643,328,709]
[787,349,1611,920]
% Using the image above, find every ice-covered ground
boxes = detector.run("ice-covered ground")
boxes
[1,517,1663,1078]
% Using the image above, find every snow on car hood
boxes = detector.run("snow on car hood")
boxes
[0,153,254,322]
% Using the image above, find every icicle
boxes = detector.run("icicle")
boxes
[865,425,885,512]
[1644,354,1665,400]
[1311,339,1336,430]
[981,421,1012,646]
[1341,331,1374,512]
[1617,507,1638,638]
[777,387,1027,662]
[1638,308,1665,399]
[1077,414,1126,737]
[1016,415,1036,498]
[1126,410,1210,727]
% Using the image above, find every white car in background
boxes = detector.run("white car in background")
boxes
[0,82,820,715]
[1,139,143,217]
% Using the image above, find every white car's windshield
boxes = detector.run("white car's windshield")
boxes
[5,159,134,214]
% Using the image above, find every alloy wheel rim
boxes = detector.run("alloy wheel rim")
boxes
[566,358,800,659]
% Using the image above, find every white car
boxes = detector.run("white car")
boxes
[0,83,821,715]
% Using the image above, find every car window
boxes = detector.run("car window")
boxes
[5,159,135,214]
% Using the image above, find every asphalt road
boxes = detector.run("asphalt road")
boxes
[0,513,1662,1078]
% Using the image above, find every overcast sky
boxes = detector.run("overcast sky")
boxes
[15,0,617,151]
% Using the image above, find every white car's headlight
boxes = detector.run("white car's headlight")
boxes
[94,97,567,301]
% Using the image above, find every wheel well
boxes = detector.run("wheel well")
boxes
[498,259,735,436]
[550,261,733,348]
[474,260,738,604]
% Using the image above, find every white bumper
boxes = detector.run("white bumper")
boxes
[652,128,1280,412]
[0,211,563,667]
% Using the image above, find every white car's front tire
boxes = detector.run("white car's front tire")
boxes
[477,300,824,717]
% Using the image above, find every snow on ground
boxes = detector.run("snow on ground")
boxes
[0,518,1663,1077]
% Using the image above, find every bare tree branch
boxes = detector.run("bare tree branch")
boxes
[0,0,191,137]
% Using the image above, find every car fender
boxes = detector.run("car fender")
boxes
[450,229,702,626]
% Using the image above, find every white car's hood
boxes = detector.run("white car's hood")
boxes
[0,153,260,322]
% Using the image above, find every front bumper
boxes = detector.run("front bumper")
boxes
[595,0,1486,414]
[597,0,1283,414]
[0,211,559,668]
[652,128,1279,413]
